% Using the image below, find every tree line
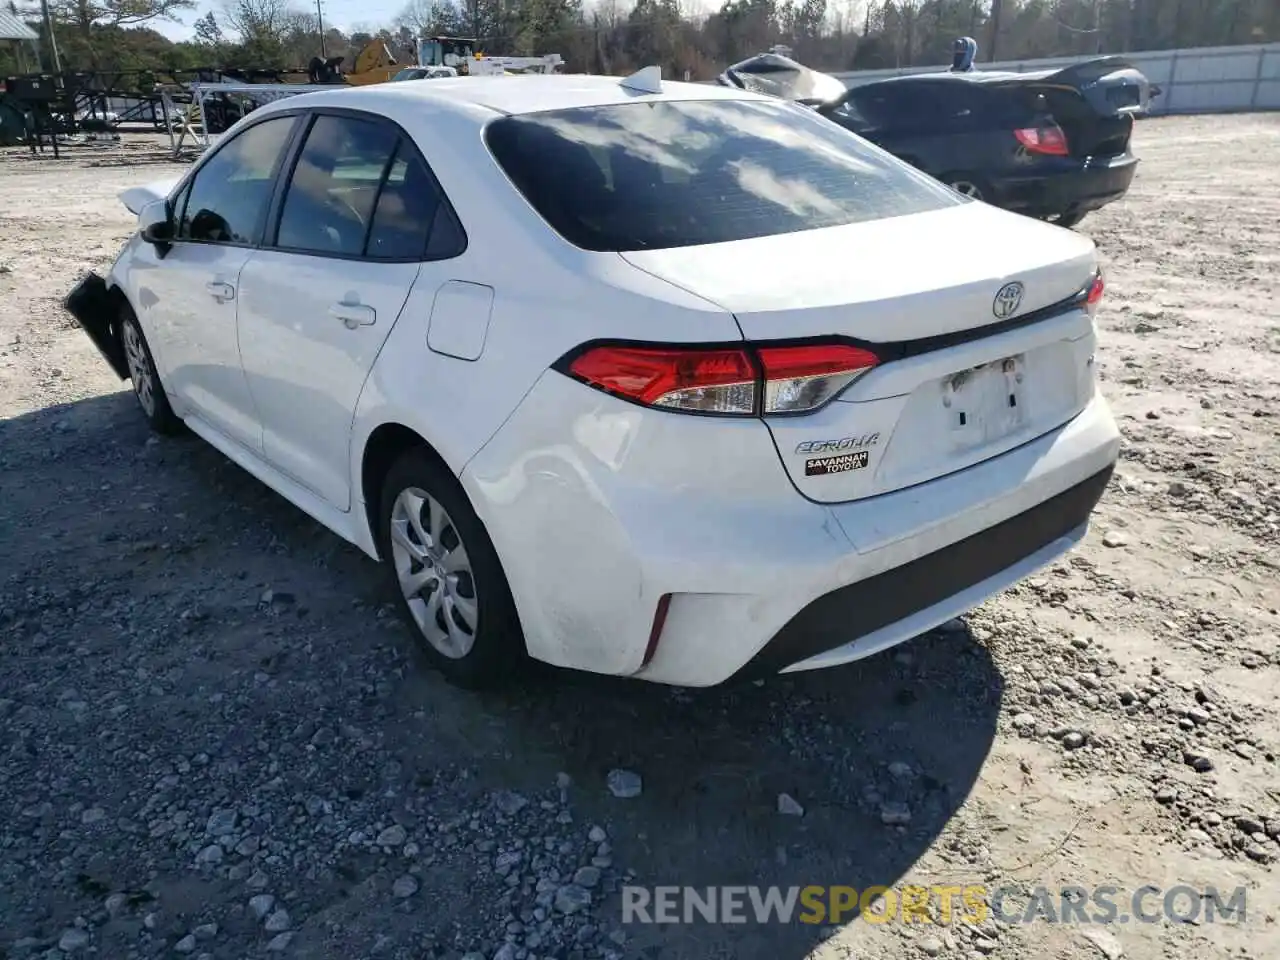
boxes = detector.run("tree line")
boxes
[2,0,1277,81]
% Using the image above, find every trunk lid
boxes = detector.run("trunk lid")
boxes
[1010,57,1148,158]
[622,202,1100,504]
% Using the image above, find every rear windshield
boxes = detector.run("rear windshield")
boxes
[484,98,962,252]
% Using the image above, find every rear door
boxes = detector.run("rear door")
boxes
[828,81,990,177]
[235,110,465,509]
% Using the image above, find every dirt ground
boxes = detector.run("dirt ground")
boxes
[1,115,1277,960]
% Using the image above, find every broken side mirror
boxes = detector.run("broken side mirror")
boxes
[138,199,174,257]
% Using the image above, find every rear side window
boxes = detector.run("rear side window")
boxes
[485,98,961,252]
[366,148,440,259]
[272,113,464,261]
[276,115,400,257]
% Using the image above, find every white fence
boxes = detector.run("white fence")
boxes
[833,42,1280,115]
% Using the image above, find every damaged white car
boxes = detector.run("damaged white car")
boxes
[65,71,1119,688]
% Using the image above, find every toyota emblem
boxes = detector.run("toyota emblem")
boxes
[993,282,1025,320]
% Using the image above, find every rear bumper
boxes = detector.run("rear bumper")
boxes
[467,368,1120,687]
[996,154,1139,217]
[733,464,1111,680]
[64,271,129,379]
[634,393,1121,686]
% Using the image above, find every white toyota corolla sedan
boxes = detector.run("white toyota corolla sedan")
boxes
[66,71,1120,688]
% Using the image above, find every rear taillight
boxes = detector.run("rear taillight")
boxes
[567,345,756,414]
[563,341,880,417]
[1015,125,1070,156]
[1085,270,1105,314]
[756,344,880,414]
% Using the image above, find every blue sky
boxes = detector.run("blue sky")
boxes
[152,0,408,42]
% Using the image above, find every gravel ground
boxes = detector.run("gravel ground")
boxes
[1,115,1278,960]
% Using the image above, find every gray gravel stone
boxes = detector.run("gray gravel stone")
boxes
[494,790,529,816]
[58,928,90,952]
[392,874,419,898]
[194,843,223,865]
[206,809,237,836]
[266,932,295,952]
[264,908,291,933]
[1080,927,1125,959]
[777,792,805,816]
[606,769,642,799]
[880,802,912,826]
[376,824,407,847]
[1183,750,1214,773]
[249,894,276,920]
[554,883,592,914]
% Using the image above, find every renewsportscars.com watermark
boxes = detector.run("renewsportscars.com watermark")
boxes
[621,884,1247,926]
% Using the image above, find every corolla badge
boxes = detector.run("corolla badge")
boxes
[993,281,1025,320]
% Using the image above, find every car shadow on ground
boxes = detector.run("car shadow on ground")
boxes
[1,392,1004,960]
[461,640,1003,960]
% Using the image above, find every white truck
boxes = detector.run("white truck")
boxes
[412,36,563,77]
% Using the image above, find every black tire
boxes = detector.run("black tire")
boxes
[378,448,525,688]
[119,304,183,435]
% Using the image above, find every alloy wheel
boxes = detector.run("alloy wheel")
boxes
[950,179,984,201]
[122,319,156,416]
[389,486,479,659]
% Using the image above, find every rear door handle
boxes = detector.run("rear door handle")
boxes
[205,281,235,302]
[330,302,376,329]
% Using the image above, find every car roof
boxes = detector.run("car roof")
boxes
[856,69,1055,91]
[272,74,773,121]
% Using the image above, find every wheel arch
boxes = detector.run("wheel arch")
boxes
[359,422,457,561]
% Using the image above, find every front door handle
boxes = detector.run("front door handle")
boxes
[205,281,235,302]
[330,302,376,329]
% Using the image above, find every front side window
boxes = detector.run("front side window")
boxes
[485,98,961,252]
[178,115,296,244]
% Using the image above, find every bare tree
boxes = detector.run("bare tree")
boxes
[51,0,197,37]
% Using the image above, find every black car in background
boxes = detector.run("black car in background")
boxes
[719,53,1148,229]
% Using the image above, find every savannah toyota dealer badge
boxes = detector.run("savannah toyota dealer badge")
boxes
[805,450,870,476]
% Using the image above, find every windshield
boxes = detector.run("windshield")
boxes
[485,99,962,252]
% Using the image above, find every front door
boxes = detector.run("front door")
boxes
[236,111,467,509]
[142,114,300,453]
